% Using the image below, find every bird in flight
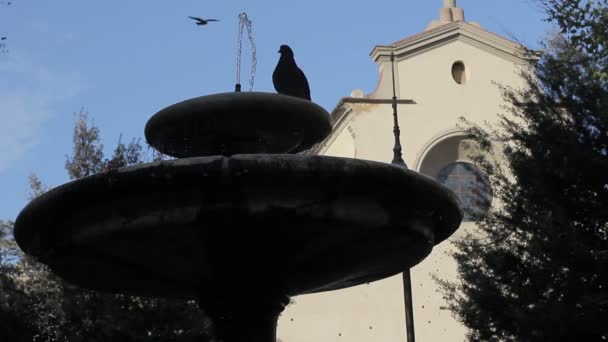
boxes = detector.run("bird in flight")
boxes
[273,45,311,101]
[188,16,220,26]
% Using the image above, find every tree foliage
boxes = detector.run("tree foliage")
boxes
[1,220,36,342]
[439,1,608,341]
[1,110,209,341]
[65,110,105,180]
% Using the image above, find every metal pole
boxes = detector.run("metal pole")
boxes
[389,50,415,342]
[390,52,407,168]
[403,270,416,342]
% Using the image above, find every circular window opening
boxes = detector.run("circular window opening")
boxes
[436,162,492,221]
[451,61,466,84]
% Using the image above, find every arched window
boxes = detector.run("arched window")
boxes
[436,162,492,221]
[451,61,466,84]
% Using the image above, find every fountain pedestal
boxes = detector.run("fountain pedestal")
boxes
[199,285,289,342]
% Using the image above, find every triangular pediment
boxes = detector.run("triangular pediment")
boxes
[370,22,530,65]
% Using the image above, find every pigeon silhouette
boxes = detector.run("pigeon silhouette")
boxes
[273,45,311,101]
[188,16,220,26]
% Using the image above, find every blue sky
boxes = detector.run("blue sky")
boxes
[0,0,550,221]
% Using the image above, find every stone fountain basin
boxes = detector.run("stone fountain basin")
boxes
[14,154,462,300]
[145,92,332,158]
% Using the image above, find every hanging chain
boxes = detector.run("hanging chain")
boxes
[236,13,257,91]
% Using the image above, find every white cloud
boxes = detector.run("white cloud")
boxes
[0,51,85,172]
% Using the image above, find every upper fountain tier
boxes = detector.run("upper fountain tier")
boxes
[145,92,332,158]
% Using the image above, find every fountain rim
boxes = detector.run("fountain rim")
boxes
[15,154,463,254]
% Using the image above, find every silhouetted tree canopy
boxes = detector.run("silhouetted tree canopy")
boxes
[1,110,210,341]
[438,1,608,341]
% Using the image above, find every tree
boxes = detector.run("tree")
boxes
[0,219,37,342]
[438,1,608,341]
[1,109,210,341]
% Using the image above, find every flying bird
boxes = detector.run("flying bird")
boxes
[273,45,311,101]
[188,16,220,26]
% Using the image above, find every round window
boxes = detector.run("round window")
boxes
[451,61,466,84]
[436,162,492,221]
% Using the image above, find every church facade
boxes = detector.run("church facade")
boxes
[277,1,531,341]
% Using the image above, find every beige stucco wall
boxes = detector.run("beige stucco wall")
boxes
[322,123,356,159]
[277,37,528,342]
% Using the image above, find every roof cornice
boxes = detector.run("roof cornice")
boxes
[307,97,416,155]
[370,22,531,64]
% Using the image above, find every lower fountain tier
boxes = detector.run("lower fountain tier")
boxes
[14,154,462,299]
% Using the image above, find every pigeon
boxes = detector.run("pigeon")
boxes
[188,16,220,26]
[272,45,311,100]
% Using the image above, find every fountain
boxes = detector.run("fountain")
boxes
[14,91,463,342]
